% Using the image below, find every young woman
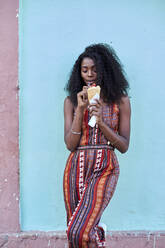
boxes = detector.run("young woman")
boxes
[63,43,131,248]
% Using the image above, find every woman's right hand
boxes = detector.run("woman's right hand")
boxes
[77,86,89,111]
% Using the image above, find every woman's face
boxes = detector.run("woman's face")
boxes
[81,57,97,86]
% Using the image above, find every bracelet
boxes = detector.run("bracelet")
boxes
[107,139,118,146]
[71,129,81,135]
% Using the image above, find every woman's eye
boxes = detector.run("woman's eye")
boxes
[82,70,87,73]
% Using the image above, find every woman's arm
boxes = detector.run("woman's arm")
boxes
[90,96,131,153]
[64,87,89,151]
[64,97,83,151]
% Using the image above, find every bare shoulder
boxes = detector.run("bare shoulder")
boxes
[119,95,131,111]
[64,96,74,110]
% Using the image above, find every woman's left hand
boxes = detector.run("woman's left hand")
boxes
[89,99,103,125]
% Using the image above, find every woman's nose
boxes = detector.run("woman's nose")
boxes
[87,70,92,76]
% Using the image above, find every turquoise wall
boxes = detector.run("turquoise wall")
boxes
[19,0,165,231]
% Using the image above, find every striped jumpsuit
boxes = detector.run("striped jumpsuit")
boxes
[63,103,120,248]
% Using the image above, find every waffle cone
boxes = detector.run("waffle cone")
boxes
[87,86,101,101]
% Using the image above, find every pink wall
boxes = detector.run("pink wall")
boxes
[0,0,20,233]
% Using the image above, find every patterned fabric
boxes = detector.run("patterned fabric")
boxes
[80,103,119,146]
[63,103,120,248]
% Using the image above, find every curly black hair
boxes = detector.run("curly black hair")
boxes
[65,43,129,106]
